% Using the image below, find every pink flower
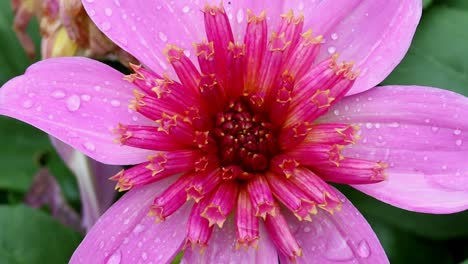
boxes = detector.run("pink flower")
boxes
[1,0,467,263]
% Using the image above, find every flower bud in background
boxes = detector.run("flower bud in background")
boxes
[11,0,135,64]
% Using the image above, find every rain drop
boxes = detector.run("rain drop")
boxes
[388,122,400,128]
[22,100,33,109]
[454,129,462,135]
[182,5,190,13]
[111,100,121,107]
[133,224,145,234]
[331,33,338,40]
[456,139,462,146]
[159,32,168,42]
[327,46,336,54]
[303,226,311,233]
[357,240,371,258]
[237,9,244,23]
[106,251,121,264]
[81,94,91,101]
[431,126,439,133]
[102,22,112,31]
[66,95,81,112]
[105,7,113,16]
[51,90,66,99]
[83,142,96,152]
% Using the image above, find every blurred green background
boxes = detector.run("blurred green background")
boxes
[0,0,467,263]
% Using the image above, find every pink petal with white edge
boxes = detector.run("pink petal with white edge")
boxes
[70,176,191,264]
[320,85,468,213]
[302,0,421,95]
[182,218,278,264]
[280,188,388,264]
[0,57,154,165]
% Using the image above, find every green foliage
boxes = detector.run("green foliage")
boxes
[0,117,79,203]
[0,1,40,85]
[0,205,82,264]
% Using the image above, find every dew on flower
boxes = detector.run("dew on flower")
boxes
[1,1,467,263]
[66,95,81,112]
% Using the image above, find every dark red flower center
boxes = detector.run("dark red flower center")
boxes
[213,96,277,173]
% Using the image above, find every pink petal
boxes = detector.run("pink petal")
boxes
[51,137,119,231]
[0,57,154,165]
[182,218,278,264]
[301,0,422,95]
[320,85,468,213]
[82,0,208,74]
[70,176,191,264]
[280,188,388,264]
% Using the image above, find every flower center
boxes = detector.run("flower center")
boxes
[213,96,277,173]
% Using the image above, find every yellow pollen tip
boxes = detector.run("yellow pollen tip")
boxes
[164,44,185,62]
[128,62,142,73]
[194,40,215,58]
[247,9,266,23]
[203,2,225,15]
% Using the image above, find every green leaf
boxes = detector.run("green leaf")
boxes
[368,217,453,264]
[423,0,433,9]
[383,6,468,96]
[338,185,468,240]
[443,0,468,10]
[0,1,40,85]
[0,117,79,203]
[0,205,82,264]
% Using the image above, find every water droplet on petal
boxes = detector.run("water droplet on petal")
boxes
[81,94,91,101]
[102,22,111,31]
[106,250,121,264]
[66,95,81,112]
[357,240,371,258]
[111,100,121,107]
[237,9,244,23]
[303,226,311,233]
[456,139,462,146]
[22,100,33,109]
[83,142,96,152]
[99,241,105,249]
[331,33,338,40]
[159,32,168,42]
[431,126,439,133]
[182,6,190,13]
[133,224,145,234]
[51,90,66,99]
[328,46,336,54]
[94,85,102,91]
[105,7,113,16]
[142,252,148,260]
[454,129,462,135]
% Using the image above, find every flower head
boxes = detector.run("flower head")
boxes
[1,0,467,263]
